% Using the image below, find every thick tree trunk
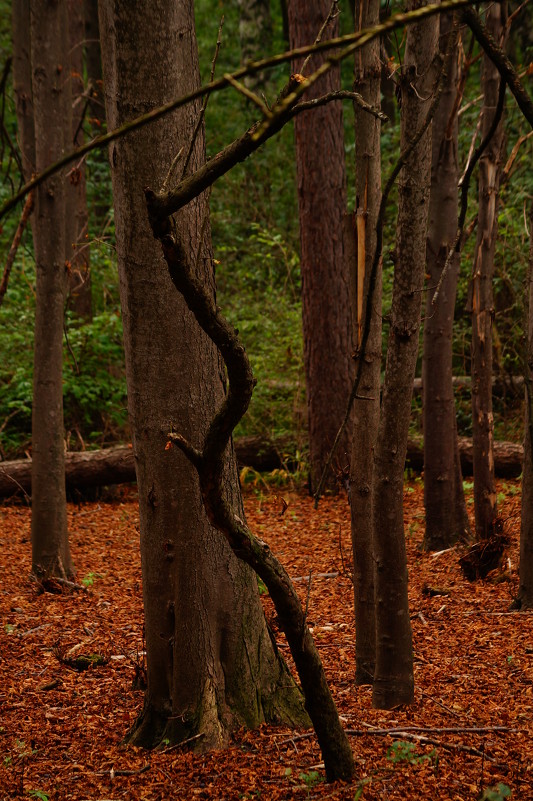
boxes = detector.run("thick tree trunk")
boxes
[349,0,382,686]
[287,0,353,492]
[29,2,74,581]
[519,205,533,609]
[66,0,92,320]
[372,0,438,710]
[471,4,506,541]
[422,14,470,550]
[99,0,305,750]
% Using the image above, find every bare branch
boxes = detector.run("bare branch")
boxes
[0,0,475,222]
[0,191,34,309]
[462,5,533,128]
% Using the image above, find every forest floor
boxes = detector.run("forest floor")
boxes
[0,479,532,801]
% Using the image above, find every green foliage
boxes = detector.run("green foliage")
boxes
[386,740,437,767]
[480,783,511,801]
[1,0,532,463]
[27,791,49,801]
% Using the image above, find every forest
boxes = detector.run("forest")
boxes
[0,0,532,799]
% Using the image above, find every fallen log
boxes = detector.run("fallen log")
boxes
[405,436,523,479]
[0,435,294,499]
[0,434,523,499]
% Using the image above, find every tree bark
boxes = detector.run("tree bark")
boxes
[349,0,382,686]
[372,0,438,710]
[99,0,306,750]
[157,229,354,781]
[66,0,92,320]
[29,1,74,581]
[519,203,533,609]
[12,0,35,182]
[471,3,506,540]
[287,0,354,492]
[422,13,470,550]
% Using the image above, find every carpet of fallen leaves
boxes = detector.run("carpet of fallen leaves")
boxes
[0,479,532,801]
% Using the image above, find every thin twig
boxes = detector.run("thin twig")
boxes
[301,0,340,75]
[224,73,272,117]
[0,191,34,309]
[295,89,387,121]
[180,16,224,181]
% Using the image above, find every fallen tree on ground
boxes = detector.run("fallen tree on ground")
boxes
[0,434,523,499]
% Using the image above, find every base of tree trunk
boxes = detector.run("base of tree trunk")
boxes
[125,668,309,751]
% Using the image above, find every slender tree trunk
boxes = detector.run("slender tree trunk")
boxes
[287,0,353,492]
[238,0,272,88]
[349,0,382,686]
[471,3,506,540]
[99,0,306,749]
[372,0,438,710]
[84,0,105,131]
[30,1,73,580]
[12,0,35,183]
[519,203,533,609]
[66,0,92,320]
[422,14,470,550]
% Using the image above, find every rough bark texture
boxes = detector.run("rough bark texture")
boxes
[158,231,354,781]
[471,4,506,541]
[349,0,382,686]
[99,0,306,750]
[29,1,74,581]
[372,0,438,710]
[519,204,533,609]
[66,0,92,319]
[287,0,353,492]
[422,14,470,550]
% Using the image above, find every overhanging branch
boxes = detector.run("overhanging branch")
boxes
[0,0,475,222]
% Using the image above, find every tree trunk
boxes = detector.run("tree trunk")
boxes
[287,0,353,492]
[422,13,470,550]
[66,0,92,320]
[372,0,438,710]
[349,0,382,686]
[471,3,506,540]
[84,0,105,132]
[29,1,74,580]
[99,0,306,750]
[12,0,35,182]
[238,0,273,89]
[519,203,533,609]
